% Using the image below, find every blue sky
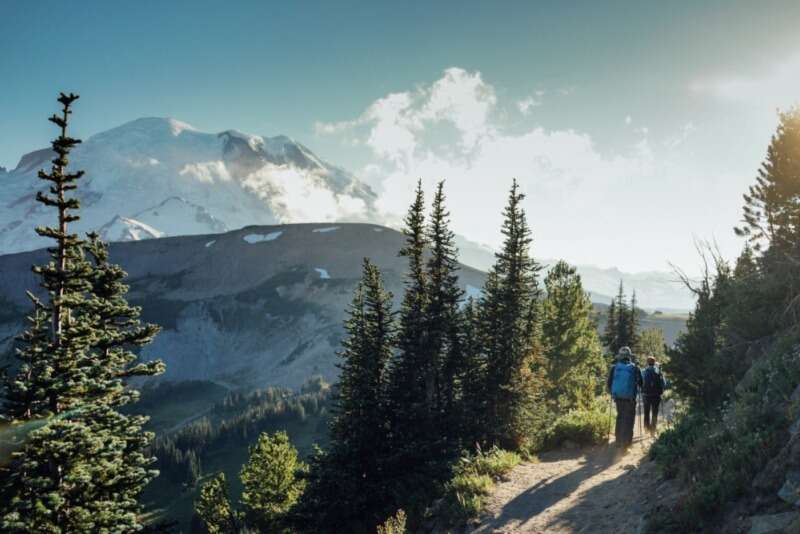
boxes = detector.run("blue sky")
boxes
[2,1,800,272]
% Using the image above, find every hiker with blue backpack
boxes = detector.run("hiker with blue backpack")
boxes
[607,346,642,449]
[641,356,667,435]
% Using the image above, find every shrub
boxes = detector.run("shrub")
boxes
[546,402,614,448]
[377,509,407,534]
[647,342,800,531]
[441,447,521,523]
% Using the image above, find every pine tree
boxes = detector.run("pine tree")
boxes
[614,281,630,352]
[736,109,800,254]
[637,328,667,363]
[460,297,487,447]
[1,94,165,532]
[735,110,800,326]
[196,472,240,534]
[240,431,307,533]
[480,180,548,450]
[602,281,638,356]
[601,296,618,355]
[298,260,395,532]
[627,290,641,354]
[424,181,465,449]
[541,261,605,411]
[385,182,435,482]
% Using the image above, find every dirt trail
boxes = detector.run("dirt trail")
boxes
[470,418,677,534]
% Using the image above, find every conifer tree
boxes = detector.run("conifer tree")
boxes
[298,260,395,532]
[480,180,548,450]
[460,297,487,447]
[541,261,605,411]
[424,181,465,449]
[1,94,165,532]
[240,431,307,533]
[601,297,618,355]
[637,328,667,363]
[385,182,434,472]
[735,109,800,325]
[736,109,800,255]
[196,472,240,534]
[627,290,641,353]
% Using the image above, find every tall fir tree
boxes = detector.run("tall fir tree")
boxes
[424,181,465,450]
[601,297,618,355]
[298,259,395,532]
[602,281,639,356]
[736,109,800,325]
[541,261,605,411]
[459,297,487,447]
[385,182,435,484]
[627,290,641,353]
[0,94,164,532]
[480,179,548,450]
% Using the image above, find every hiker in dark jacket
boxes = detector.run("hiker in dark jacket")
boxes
[641,356,666,435]
[607,346,642,449]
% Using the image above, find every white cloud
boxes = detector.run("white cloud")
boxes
[179,161,232,184]
[318,68,663,252]
[316,67,733,274]
[241,164,366,222]
[517,93,543,115]
[691,53,800,110]
[625,115,633,125]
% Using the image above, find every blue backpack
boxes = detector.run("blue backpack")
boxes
[611,362,638,400]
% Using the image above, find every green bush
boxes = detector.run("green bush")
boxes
[647,343,800,531]
[441,447,521,523]
[546,402,614,448]
[469,448,522,479]
[377,509,407,534]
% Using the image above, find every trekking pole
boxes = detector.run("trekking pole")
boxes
[608,395,613,444]
[638,393,643,439]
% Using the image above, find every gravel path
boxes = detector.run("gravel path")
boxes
[469,400,680,534]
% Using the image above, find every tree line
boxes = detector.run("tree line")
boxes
[196,180,612,532]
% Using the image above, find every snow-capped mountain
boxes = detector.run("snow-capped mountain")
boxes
[0,117,376,254]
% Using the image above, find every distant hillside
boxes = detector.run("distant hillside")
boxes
[0,223,685,392]
[0,223,485,389]
[456,235,695,311]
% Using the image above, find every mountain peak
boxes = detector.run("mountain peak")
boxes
[96,117,198,140]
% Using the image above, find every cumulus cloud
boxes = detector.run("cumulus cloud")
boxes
[241,164,366,222]
[317,67,664,253]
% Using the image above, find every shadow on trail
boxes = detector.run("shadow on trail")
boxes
[482,444,626,527]
[542,441,658,534]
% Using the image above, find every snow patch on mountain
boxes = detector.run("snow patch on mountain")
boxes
[98,216,164,242]
[312,226,340,233]
[315,268,331,279]
[243,231,283,244]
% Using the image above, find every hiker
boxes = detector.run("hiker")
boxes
[641,356,666,435]
[607,346,642,449]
